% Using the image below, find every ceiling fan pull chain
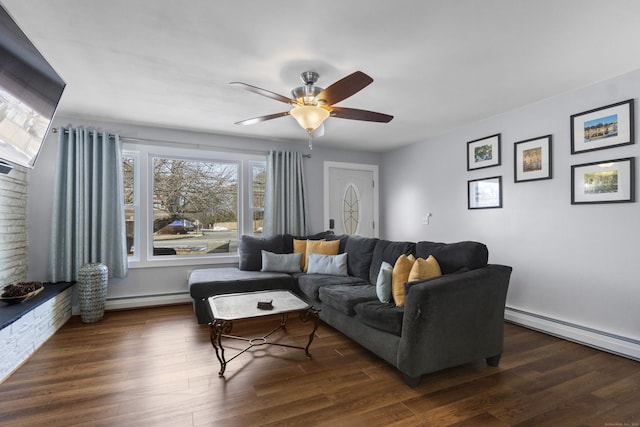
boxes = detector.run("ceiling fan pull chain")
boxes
[307,131,313,150]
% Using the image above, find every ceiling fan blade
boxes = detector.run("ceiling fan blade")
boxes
[234,111,290,126]
[330,107,393,123]
[230,82,294,104]
[317,71,373,105]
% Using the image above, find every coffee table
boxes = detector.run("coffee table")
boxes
[207,290,320,376]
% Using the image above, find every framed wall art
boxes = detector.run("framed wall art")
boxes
[514,134,552,183]
[570,99,634,154]
[467,134,501,170]
[571,157,635,204]
[468,176,502,209]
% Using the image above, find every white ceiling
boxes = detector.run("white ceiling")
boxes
[4,0,640,152]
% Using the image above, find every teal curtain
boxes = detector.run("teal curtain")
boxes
[264,150,309,236]
[48,127,128,282]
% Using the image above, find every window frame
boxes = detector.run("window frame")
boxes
[122,150,140,262]
[248,161,266,236]
[124,142,265,269]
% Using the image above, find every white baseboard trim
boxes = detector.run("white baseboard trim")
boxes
[71,293,192,315]
[505,306,640,362]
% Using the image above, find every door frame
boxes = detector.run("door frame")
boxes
[323,161,379,238]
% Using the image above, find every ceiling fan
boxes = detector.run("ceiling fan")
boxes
[230,71,393,149]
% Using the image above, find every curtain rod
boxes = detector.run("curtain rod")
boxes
[51,127,311,158]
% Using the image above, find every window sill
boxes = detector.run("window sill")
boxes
[127,253,239,269]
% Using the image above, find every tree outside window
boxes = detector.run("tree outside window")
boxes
[152,157,239,255]
[251,162,265,235]
[123,154,136,256]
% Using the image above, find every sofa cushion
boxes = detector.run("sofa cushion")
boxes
[326,233,349,254]
[375,261,393,303]
[354,301,404,336]
[293,239,310,270]
[415,241,488,274]
[369,239,416,285]
[188,267,295,299]
[297,274,369,302]
[238,235,286,271]
[344,235,378,281]
[407,255,442,282]
[307,253,348,276]
[260,250,302,273]
[318,284,378,316]
[283,231,335,253]
[392,254,416,307]
[300,239,340,272]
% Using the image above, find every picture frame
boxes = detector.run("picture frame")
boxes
[570,99,634,154]
[467,134,501,170]
[468,176,502,209]
[514,134,552,183]
[571,157,635,204]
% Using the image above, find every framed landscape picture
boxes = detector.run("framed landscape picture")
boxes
[571,157,635,204]
[514,135,552,183]
[570,99,634,154]
[468,176,502,209]
[467,134,501,170]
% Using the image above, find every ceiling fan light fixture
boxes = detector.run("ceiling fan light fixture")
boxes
[290,105,330,132]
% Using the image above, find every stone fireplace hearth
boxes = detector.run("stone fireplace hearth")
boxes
[0,282,73,382]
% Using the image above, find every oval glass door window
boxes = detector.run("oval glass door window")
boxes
[342,184,360,235]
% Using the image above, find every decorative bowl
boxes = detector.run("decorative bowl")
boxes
[0,286,44,305]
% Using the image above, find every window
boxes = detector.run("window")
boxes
[123,143,265,266]
[152,157,238,256]
[250,162,265,236]
[122,152,138,257]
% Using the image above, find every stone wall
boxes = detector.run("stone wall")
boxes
[0,167,72,383]
[0,288,72,382]
[0,166,28,285]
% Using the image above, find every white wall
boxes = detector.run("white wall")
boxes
[27,116,381,303]
[381,69,640,354]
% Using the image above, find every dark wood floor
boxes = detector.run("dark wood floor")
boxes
[0,304,638,426]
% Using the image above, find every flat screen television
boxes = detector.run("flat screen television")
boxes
[0,4,65,171]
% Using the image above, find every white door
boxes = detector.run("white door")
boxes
[324,162,378,238]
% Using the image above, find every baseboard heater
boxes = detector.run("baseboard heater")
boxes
[505,306,640,362]
[71,292,192,315]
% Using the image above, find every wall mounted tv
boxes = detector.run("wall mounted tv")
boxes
[0,4,65,171]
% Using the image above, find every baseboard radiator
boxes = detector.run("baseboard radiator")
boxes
[71,292,192,315]
[505,306,640,362]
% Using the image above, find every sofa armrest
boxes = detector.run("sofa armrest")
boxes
[397,264,512,378]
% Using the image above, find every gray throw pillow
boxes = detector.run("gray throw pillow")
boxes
[307,252,348,276]
[376,261,393,303]
[238,235,285,271]
[260,250,301,273]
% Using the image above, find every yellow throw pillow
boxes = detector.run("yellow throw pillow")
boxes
[304,239,340,272]
[293,239,309,270]
[408,255,442,283]
[392,254,416,307]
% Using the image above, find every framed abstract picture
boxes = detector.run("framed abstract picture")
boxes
[468,176,502,209]
[571,157,635,204]
[467,134,501,170]
[570,99,634,154]
[514,135,552,183]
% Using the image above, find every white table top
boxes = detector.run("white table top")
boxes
[208,290,310,321]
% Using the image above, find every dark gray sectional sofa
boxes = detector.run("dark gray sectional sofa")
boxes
[188,232,512,386]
